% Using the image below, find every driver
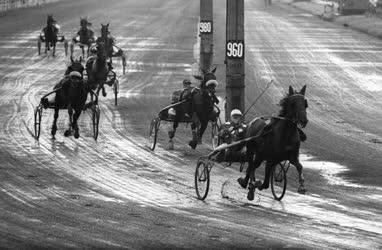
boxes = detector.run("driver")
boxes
[216,109,247,162]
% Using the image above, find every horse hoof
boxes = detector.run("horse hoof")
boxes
[188,140,197,149]
[64,129,71,137]
[298,186,306,194]
[258,182,268,191]
[237,177,248,189]
[74,131,79,139]
[247,184,255,201]
[167,140,174,150]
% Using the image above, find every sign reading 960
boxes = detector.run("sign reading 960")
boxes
[199,20,212,34]
[226,40,244,59]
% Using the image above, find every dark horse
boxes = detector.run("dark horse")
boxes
[70,17,95,57]
[42,57,88,139]
[41,15,59,56]
[238,85,308,200]
[168,67,219,150]
[86,41,109,97]
[97,23,126,73]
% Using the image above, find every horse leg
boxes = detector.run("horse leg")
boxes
[52,43,56,57]
[44,41,49,53]
[238,147,257,188]
[188,123,199,149]
[70,42,74,57]
[168,121,178,150]
[197,120,208,144]
[64,105,73,137]
[290,159,306,194]
[51,107,59,139]
[72,109,82,139]
[258,161,275,190]
[101,84,106,97]
[244,154,263,201]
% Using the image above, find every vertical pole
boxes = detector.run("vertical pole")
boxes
[226,0,245,119]
[200,0,213,72]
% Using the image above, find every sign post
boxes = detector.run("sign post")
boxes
[200,0,213,72]
[226,0,245,119]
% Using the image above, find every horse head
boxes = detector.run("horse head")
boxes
[95,40,107,60]
[66,56,85,77]
[100,23,110,40]
[80,17,91,29]
[193,66,217,88]
[47,14,55,26]
[279,85,308,128]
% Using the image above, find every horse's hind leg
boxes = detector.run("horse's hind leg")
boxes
[238,147,257,188]
[51,107,59,139]
[290,159,306,194]
[258,161,275,190]
[72,109,82,139]
[45,41,49,53]
[168,121,178,150]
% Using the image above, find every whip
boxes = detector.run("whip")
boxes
[242,79,273,117]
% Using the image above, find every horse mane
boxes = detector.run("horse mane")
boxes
[278,92,293,117]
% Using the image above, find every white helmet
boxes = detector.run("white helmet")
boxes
[168,108,176,118]
[69,71,82,78]
[205,79,218,88]
[230,109,243,117]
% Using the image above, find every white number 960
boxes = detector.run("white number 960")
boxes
[226,41,244,58]
[199,21,212,34]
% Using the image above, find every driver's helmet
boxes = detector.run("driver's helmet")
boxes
[230,109,243,124]
[205,79,218,89]
[183,79,192,88]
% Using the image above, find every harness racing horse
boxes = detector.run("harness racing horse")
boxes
[238,85,309,200]
[86,41,109,97]
[42,57,88,139]
[39,15,59,56]
[168,67,219,150]
[97,23,127,74]
[70,17,95,58]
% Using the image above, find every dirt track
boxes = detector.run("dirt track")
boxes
[0,0,381,248]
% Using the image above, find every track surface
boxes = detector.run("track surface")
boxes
[0,0,381,248]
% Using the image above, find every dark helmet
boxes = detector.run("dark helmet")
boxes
[183,79,192,86]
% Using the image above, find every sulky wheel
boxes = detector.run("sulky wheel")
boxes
[91,104,100,140]
[211,121,219,149]
[34,105,43,140]
[148,117,160,151]
[195,158,211,200]
[113,78,119,106]
[271,161,288,201]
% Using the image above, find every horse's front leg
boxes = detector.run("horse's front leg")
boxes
[64,105,73,137]
[168,121,178,150]
[197,120,208,144]
[51,107,59,139]
[72,108,82,139]
[52,43,56,57]
[290,159,306,194]
[188,122,199,149]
